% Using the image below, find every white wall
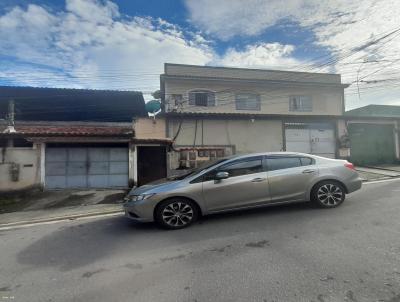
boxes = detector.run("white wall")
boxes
[0,146,41,192]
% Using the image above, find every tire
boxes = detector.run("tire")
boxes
[311,180,346,208]
[155,198,199,229]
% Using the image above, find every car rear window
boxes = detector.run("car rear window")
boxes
[267,157,302,171]
[300,157,314,166]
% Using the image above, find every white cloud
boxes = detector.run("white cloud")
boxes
[0,0,214,94]
[185,0,400,109]
[215,43,303,69]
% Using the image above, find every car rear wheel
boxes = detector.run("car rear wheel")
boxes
[155,198,198,229]
[311,181,346,208]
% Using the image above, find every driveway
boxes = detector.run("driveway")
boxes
[0,179,399,302]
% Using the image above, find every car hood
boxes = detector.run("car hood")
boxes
[129,178,183,195]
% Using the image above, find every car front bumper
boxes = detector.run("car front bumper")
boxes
[124,209,153,222]
[123,199,158,222]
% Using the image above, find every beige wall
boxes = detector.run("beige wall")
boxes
[169,119,283,153]
[164,78,344,116]
[134,117,166,139]
[0,146,41,192]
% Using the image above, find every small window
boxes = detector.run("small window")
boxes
[188,90,215,107]
[289,96,312,112]
[300,157,314,166]
[267,157,301,171]
[235,94,260,111]
[217,157,264,178]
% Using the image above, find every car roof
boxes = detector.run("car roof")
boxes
[228,151,316,160]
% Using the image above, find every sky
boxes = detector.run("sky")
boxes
[0,0,399,109]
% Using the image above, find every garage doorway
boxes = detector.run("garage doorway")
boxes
[348,123,396,165]
[45,144,129,189]
[137,146,167,186]
[285,123,336,158]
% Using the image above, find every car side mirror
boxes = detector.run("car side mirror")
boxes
[215,171,229,180]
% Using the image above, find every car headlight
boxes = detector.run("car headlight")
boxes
[124,193,155,203]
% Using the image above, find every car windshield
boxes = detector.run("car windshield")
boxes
[169,158,229,180]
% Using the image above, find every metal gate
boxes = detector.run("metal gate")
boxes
[45,147,129,189]
[348,123,396,165]
[285,123,336,158]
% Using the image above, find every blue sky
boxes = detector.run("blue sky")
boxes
[0,0,399,109]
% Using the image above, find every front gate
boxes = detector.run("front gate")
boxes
[45,147,129,189]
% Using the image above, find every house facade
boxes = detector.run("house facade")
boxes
[345,105,400,165]
[0,86,169,193]
[161,63,349,173]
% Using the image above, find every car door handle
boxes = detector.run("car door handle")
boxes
[302,169,316,174]
[251,177,266,182]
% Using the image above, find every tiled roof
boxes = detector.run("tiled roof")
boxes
[0,125,133,137]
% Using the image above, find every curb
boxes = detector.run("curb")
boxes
[361,176,394,182]
[0,209,124,228]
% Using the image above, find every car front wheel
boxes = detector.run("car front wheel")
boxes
[155,198,199,229]
[311,181,346,208]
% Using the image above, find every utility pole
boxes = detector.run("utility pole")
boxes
[3,99,16,133]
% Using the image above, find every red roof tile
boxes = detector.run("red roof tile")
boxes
[0,125,133,137]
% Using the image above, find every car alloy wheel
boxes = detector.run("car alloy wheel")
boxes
[317,183,344,206]
[155,199,199,229]
[162,202,194,227]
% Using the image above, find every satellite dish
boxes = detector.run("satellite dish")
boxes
[145,100,161,114]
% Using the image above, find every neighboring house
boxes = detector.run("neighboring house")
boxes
[161,63,349,173]
[0,86,170,192]
[345,105,400,165]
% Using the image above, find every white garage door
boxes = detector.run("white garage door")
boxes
[45,147,129,189]
[285,123,335,158]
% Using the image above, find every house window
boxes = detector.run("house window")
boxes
[235,93,261,111]
[188,90,215,107]
[289,96,312,112]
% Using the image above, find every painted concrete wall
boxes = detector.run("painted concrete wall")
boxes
[169,118,283,153]
[0,146,41,192]
[164,78,344,116]
[134,117,166,139]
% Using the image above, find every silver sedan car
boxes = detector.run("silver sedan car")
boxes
[123,152,362,229]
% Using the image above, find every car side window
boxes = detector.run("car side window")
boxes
[203,157,264,181]
[219,158,264,177]
[300,157,314,166]
[267,157,302,171]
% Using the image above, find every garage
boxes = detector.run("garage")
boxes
[45,145,129,189]
[285,122,336,158]
[348,123,396,166]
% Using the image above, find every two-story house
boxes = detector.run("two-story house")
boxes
[161,63,349,173]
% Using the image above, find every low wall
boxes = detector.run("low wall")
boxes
[0,147,41,192]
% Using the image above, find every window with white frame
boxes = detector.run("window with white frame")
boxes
[235,93,261,111]
[188,90,216,107]
[289,96,312,112]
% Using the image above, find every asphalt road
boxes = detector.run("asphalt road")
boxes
[1,179,400,302]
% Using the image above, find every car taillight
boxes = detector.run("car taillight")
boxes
[344,162,355,170]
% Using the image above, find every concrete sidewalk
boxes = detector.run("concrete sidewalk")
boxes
[356,166,400,180]
[0,203,123,227]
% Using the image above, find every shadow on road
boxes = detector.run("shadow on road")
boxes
[17,201,322,271]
